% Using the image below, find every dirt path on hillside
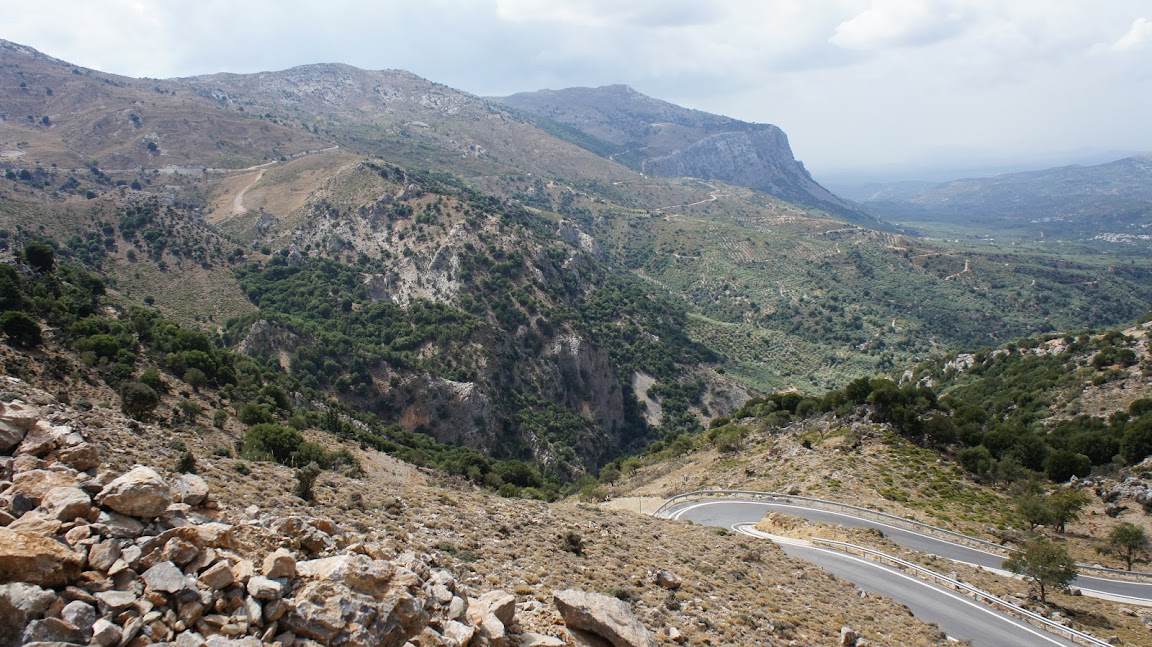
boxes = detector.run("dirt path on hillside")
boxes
[232,169,267,216]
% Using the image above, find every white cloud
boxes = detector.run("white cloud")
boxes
[1112,17,1152,51]
[831,0,966,50]
[0,1,1150,174]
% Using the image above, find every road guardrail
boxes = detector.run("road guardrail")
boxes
[811,538,1111,647]
[654,489,1152,582]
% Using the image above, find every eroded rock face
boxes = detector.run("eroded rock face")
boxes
[96,466,173,518]
[0,527,84,587]
[553,589,657,647]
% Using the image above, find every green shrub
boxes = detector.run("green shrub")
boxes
[139,367,166,393]
[1120,415,1152,465]
[294,462,322,501]
[1045,449,1091,483]
[292,441,331,469]
[22,241,55,273]
[176,450,197,473]
[0,311,42,348]
[120,381,159,420]
[242,423,302,463]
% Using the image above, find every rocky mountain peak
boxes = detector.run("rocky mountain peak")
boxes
[495,85,879,226]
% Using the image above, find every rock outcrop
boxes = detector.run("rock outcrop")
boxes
[553,589,657,647]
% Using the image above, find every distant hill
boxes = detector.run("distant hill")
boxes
[493,85,881,226]
[858,156,1152,244]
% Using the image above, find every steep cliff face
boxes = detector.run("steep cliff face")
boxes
[495,85,880,226]
[546,334,626,437]
[643,128,852,213]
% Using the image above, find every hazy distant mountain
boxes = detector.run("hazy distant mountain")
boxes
[858,156,1152,242]
[494,85,881,226]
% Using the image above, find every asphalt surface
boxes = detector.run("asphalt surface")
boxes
[666,499,1152,603]
[662,499,1141,647]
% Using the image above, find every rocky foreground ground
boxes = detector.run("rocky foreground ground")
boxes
[0,371,956,646]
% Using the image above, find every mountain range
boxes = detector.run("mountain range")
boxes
[2,38,1152,478]
[853,156,1152,244]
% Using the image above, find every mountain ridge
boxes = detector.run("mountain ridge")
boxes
[493,84,881,226]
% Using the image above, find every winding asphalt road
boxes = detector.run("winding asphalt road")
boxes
[663,498,1152,646]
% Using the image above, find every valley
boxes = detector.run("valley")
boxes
[2,36,1152,647]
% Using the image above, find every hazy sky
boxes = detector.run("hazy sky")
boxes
[4,1,1151,179]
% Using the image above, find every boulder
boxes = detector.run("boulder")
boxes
[60,600,96,635]
[0,596,21,647]
[0,403,41,435]
[287,580,428,647]
[654,571,682,590]
[21,616,84,644]
[93,590,137,613]
[442,620,475,645]
[474,590,516,627]
[5,511,61,536]
[296,554,396,597]
[840,626,860,647]
[38,486,91,522]
[247,575,282,601]
[11,469,77,505]
[0,420,25,453]
[96,466,172,518]
[199,561,235,591]
[0,582,56,617]
[90,618,122,647]
[0,527,83,587]
[54,443,100,472]
[553,589,656,647]
[16,422,69,457]
[142,561,192,594]
[263,548,296,579]
[172,474,210,507]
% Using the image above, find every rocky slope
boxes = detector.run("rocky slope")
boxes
[494,85,879,226]
[0,358,953,646]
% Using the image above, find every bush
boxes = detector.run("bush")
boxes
[22,241,55,273]
[183,367,207,391]
[1045,449,1091,483]
[242,423,303,463]
[0,311,42,348]
[292,441,332,469]
[120,381,159,420]
[176,451,197,473]
[138,367,166,393]
[294,462,322,501]
[1121,415,1152,465]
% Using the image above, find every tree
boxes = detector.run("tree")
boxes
[1045,449,1091,483]
[1120,416,1152,465]
[242,423,302,464]
[1015,492,1054,531]
[1003,538,1077,604]
[1106,522,1149,571]
[1048,488,1090,534]
[120,381,159,420]
[183,367,207,392]
[22,241,55,273]
[0,311,42,348]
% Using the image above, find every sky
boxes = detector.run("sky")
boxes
[3,0,1151,181]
